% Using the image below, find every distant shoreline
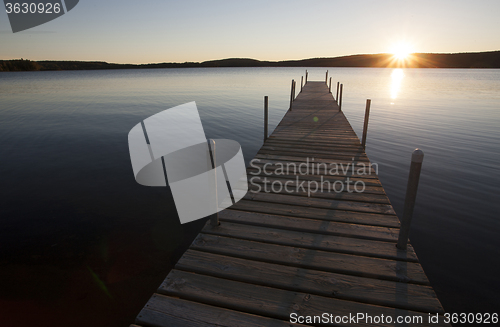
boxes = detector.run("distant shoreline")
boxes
[1,50,499,72]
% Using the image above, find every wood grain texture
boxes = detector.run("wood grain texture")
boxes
[246,170,383,186]
[247,180,390,203]
[159,270,450,326]
[176,250,443,313]
[243,191,396,215]
[247,175,386,195]
[137,295,306,327]
[191,233,428,284]
[228,201,400,229]
[202,219,416,261]
[247,162,379,178]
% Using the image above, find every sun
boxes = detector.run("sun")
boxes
[391,42,414,60]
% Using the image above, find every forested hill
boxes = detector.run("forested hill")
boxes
[1,51,499,72]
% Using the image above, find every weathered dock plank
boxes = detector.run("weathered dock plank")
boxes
[136,295,308,327]
[175,250,442,313]
[157,271,449,326]
[201,219,417,261]
[189,234,429,284]
[134,80,450,326]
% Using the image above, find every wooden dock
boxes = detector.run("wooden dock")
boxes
[133,80,450,326]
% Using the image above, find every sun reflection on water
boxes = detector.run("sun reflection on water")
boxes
[390,69,404,100]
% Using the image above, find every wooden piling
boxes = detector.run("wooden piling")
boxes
[264,96,268,141]
[397,149,424,250]
[289,79,294,110]
[329,77,332,93]
[336,81,340,102]
[209,139,219,227]
[361,99,371,149]
[301,76,303,92]
[339,83,343,111]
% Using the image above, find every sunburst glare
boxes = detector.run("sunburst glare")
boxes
[391,42,414,60]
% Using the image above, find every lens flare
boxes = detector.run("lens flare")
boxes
[391,42,413,60]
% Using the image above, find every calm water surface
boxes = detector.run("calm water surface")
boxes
[1,68,499,326]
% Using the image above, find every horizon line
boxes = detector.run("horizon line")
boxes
[2,49,500,65]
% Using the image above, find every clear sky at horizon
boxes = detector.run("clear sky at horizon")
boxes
[1,0,499,64]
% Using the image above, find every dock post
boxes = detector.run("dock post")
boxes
[289,79,294,110]
[397,149,424,250]
[209,139,219,227]
[301,76,303,92]
[361,99,371,149]
[264,96,269,141]
[293,80,296,101]
[339,84,343,111]
[325,70,328,84]
[305,70,308,84]
[329,77,332,93]
[336,82,340,103]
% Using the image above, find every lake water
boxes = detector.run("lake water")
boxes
[1,67,499,326]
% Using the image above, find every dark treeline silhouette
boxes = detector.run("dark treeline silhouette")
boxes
[1,51,499,72]
[0,59,41,71]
